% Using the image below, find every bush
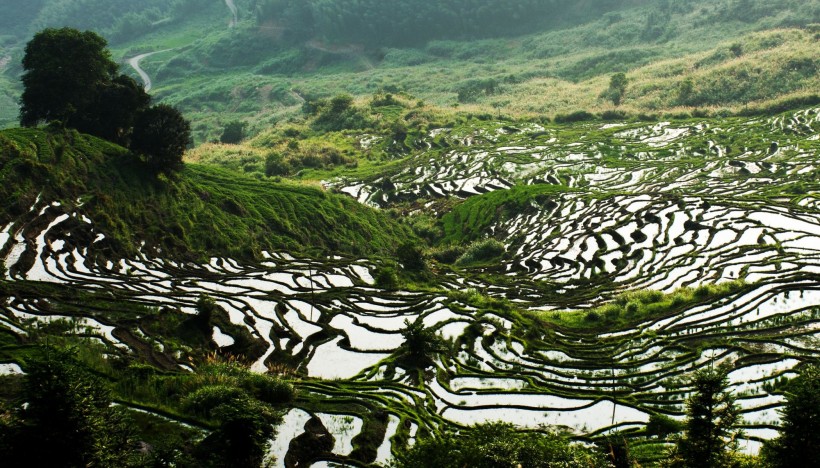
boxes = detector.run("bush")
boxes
[601,110,628,121]
[242,374,295,404]
[395,422,609,467]
[182,385,246,418]
[455,239,506,266]
[554,111,596,123]
[455,79,500,103]
[220,121,247,144]
[374,266,399,289]
[396,242,427,272]
[431,245,466,264]
[264,152,291,177]
[647,413,683,438]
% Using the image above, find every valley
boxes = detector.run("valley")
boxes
[0,1,819,466]
[2,107,819,465]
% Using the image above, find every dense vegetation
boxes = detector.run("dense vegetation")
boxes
[255,0,628,47]
[2,0,819,139]
[0,127,413,259]
[0,2,819,467]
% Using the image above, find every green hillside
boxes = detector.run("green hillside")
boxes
[1,0,818,141]
[0,127,414,260]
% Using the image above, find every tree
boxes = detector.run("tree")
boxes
[668,367,741,468]
[20,28,118,127]
[398,318,445,369]
[130,104,192,173]
[192,395,278,468]
[601,72,629,106]
[81,74,151,145]
[19,27,152,146]
[220,120,247,144]
[762,364,820,468]
[0,348,136,467]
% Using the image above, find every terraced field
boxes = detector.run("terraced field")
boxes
[2,109,820,465]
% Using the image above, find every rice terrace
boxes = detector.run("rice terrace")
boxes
[0,1,819,467]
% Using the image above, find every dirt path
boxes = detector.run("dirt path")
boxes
[126,49,171,92]
[225,0,238,27]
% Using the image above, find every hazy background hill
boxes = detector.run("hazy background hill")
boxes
[1,0,818,141]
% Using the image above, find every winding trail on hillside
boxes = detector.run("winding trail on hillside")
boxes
[225,0,238,28]
[127,49,172,92]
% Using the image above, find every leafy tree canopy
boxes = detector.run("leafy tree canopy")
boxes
[762,364,820,468]
[20,27,118,127]
[19,27,152,146]
[0,348,136,467]
[131,104,192,173]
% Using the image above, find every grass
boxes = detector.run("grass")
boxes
[2,1,817,142]
[440,184,572,245]
[534,281,748,331]
[0,127,416,260]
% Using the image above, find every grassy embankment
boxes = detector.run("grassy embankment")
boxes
[0,127,414,260]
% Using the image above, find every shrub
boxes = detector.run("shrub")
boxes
[431,245,466,264]
[182,385,246,418]
[396,242,427,272]
[554,111,596,123]
[219,121,247,144]
[455,239,505,266]
[374,266,399,289]
[242,374,295,404]
[647,413,683,437]
[601,110,628,121]
[264,152,291,177]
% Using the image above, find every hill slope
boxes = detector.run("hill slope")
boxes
[1,0,818,140]
[0,127,414,261]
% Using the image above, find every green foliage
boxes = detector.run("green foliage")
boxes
[193,395,278,468]
[601,72,629,106]
[396,242,427,272]
[19,26,190,158]
[399,318,445,369]
[543,282,746,330]
[554,111,597,123]
[394,422,610,467]
[456,79,500,103]
[20,28,118,127]
[310,95,372,132]
[183,384,246,417]
[648,413,684,438]
[256,0,626,47]
[374,265,400,290]
[455,238,506,266]
[27,0,215,44]
[130,104,192,173]
[761,364,820,468]
[667,367,742,468]
[0,127,415,258]
[264,151,291,176]
[0,348,137,467]
[220,120,247,144]
[441,184,569,244]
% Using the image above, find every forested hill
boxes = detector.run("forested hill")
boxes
[1,0,819,139]
[257,0,626,46]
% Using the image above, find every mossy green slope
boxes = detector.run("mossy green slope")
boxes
[0,127,413,259]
